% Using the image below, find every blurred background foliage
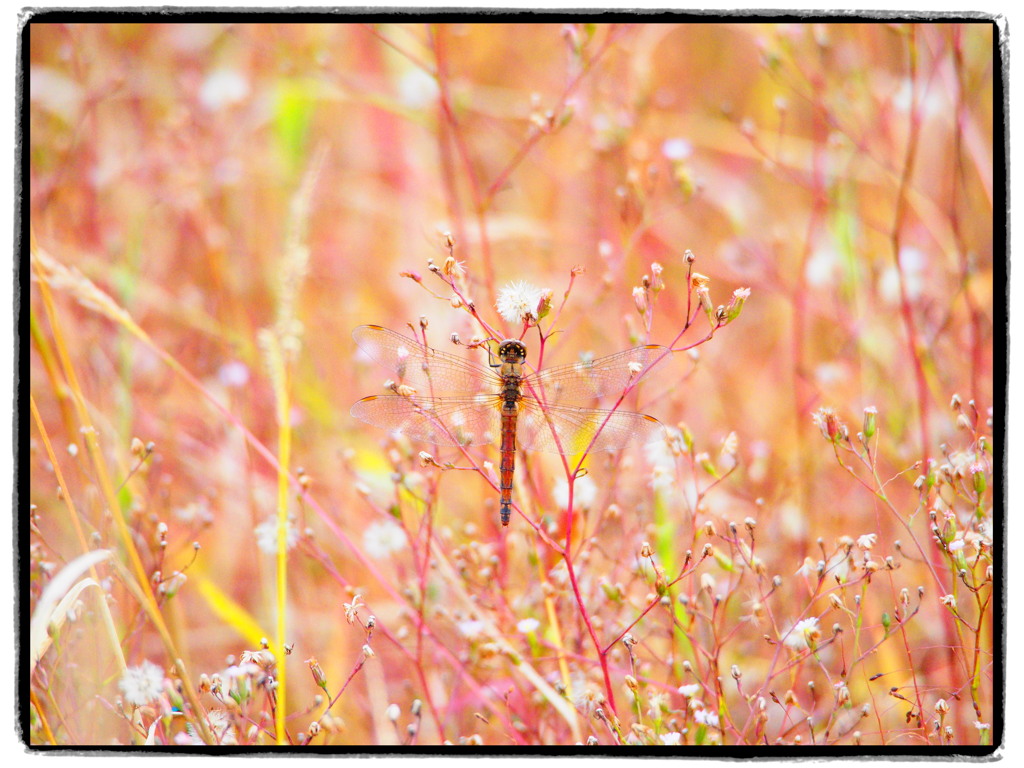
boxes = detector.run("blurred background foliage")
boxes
[28,21,995,746]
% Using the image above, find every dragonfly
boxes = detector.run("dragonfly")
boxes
[351,324,668,526]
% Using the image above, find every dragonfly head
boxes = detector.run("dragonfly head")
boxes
[497,339,527,365]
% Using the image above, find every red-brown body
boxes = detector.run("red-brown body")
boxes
[499,404,518,526]
[495,339,527,526]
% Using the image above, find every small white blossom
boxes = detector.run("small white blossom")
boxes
[646,430,678,494]
[218,360,250,388]
[660,731,683,745]
[785,617,820,649]
[225,662,262,679]
[398,68,439,109]
[203,710,238,745]
[694,709,719,728]
[879,247,924,303]
[516,618,540,634]
[119,660,165,706]
[795,557,816,578]
[198,69,250,110]
[552,474,598,510]
[661,138,692,160]
[677,683,701,698]
[495,280,544,324]
[363,520,407,558]
[572,686,604,716]
[386,703,401,722]
[805,246,841,287]
[647,691,668,715]
[254,516,299,555]
[857,533,878,550]
[457,619,486,639]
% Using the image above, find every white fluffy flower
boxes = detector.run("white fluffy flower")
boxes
[198,69,250,110]
[495,280,544,324]
[857,533,878,550]
[516,618,540,634]
[119,660,165,706]
[694,709,719,728]
[217,360,250,388]
[254,516,299,555]
[661,138,692,160]
[457,619,486,639]
[398,68,439,109]
[677,683,701,698]
[552,474,598,510]
[646,429,678,495]
[363,520,407,558]
[660,731,683,745]
[785,617,821,649]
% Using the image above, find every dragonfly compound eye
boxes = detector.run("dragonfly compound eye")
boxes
[499,341,527,361]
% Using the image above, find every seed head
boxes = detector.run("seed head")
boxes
[650,262,664,293]
[305,657,327,691]
[724,287,751,323]
[496,280,545,325]
[862,406,877,439]
[632,286,648,315]
[443,256,465,278]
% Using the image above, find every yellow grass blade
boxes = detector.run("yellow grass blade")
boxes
[194,576,270,648]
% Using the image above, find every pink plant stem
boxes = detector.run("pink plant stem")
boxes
[429,25,496,302]
[890,28,931,472]
[561,475,619,714]
[482,25,632,209]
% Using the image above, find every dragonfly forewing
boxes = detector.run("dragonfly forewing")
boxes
[351,393,502,448]
[353,325,495,396]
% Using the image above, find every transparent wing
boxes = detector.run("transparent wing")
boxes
[522,344,671,406]
[353,325,497,396]
[351,393,502,448]
[516,400,666,455]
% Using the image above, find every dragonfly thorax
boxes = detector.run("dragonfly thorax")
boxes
[495,339,527,402]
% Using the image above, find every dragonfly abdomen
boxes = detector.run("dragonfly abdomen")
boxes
[498,378,522,526]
